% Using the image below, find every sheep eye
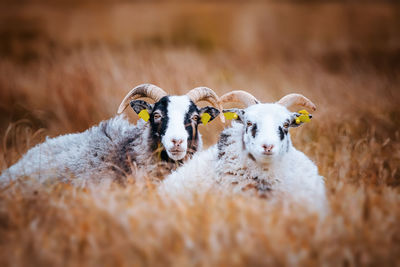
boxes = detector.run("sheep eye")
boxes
[192,115,200,122]
[153,113,162,119]
[247,121,253,127]
[283,122,289,129]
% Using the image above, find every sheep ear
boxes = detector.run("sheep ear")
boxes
[199,106,220,125]
[290,110,312,127]
[223,108,245,123]
[130,100,154,122]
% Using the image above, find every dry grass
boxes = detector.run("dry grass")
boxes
[0,46,399,267]
[1,2,400,266]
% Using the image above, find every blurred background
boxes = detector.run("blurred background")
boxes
[1,1,399,126]
[0,1,399,266]
[1,1,400,63]
[1,0,399,179]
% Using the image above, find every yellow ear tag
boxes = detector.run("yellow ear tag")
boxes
[138,109,150,122]
[201,113,211,125]
[224,112,238,120]
[296,109,311,124]
[298,109,309,115]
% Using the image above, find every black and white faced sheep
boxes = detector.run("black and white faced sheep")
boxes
[0,84,221,185]
[162,91,326,212]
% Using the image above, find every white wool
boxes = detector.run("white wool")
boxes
[162,104,327,213]
[160,146,218,197]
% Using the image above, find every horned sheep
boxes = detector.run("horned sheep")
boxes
[0,84,222,185]
[162,91,326,212]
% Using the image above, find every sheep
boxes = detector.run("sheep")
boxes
[0,84,222,185]
[162,91,326,212]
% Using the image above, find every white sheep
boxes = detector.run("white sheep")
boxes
[0,84,222,185]
[162,91,326,212]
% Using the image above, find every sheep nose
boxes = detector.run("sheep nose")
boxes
[171,138,184,147]
[262,144,274,153]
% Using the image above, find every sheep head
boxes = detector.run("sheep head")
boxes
[220,91,316,164]
[118,84,221,162]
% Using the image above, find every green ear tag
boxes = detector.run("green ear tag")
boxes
[224,112,238,120]
[138,110,150,122]
[201,113,211,125]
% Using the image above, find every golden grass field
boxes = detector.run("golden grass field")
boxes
[0,1,400,266]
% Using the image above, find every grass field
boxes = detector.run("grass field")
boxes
[0,2,399,266]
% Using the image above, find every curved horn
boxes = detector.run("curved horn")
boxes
[276,93,316,111]
[219,90,260,107]
[186,87,225,122]
[117,84,168,114]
